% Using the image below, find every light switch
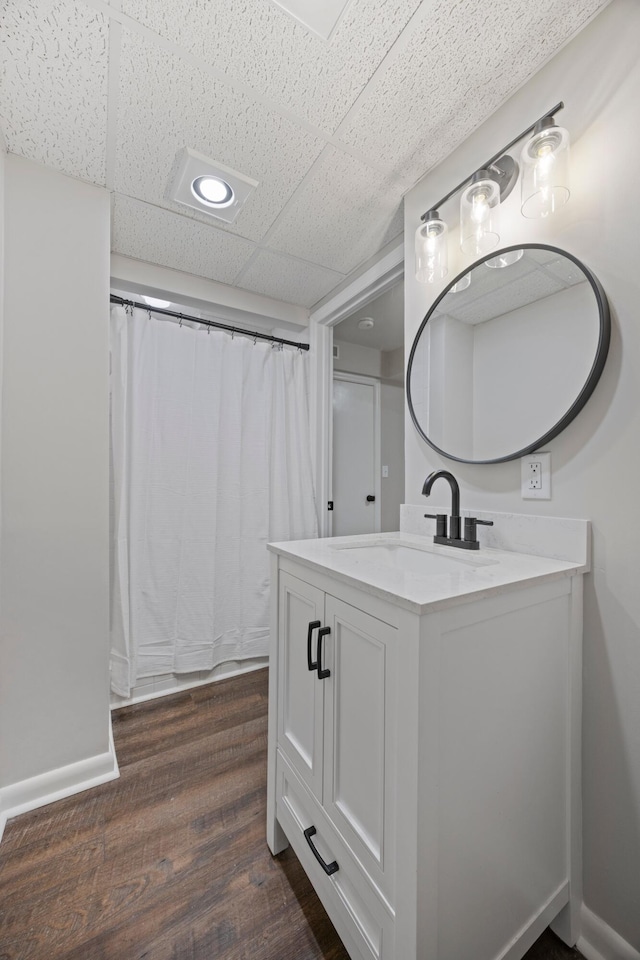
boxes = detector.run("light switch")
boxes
[382,465,389,478]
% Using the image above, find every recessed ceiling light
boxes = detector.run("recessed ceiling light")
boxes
[142,295,171,308]
[358,317,375,330]
[191,176,235,208]
[168,148,259,224]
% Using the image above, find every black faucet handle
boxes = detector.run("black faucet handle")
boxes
[464,516,494,542]
[424,513,447,538]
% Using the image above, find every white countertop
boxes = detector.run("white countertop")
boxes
[268,531,586,614]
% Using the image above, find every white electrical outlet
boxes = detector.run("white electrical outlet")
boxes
[521,452,551,499]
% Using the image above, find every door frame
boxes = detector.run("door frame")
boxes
[309,239,404,536]
[332,372,382,536]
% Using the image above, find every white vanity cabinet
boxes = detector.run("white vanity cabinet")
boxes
[266,532,585,960]
[273,568,399,957]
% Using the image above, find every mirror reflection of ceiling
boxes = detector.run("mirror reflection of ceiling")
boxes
[335,282,404,352]
[1,0,610,308]
[407,246,609,463]
[432,249,588,326]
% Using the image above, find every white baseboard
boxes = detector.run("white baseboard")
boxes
[0,719,119,844]
[578,904,640,960]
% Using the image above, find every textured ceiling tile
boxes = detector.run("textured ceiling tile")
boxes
[0,0,108,183]
[447,254,538,306]
[119,0,422,132]
[239,250,344,308]
[543,257,587,285]
[115,28,325,242]
[112,195,255,283]
[338,0,610,184]
[267,147,404,275]
[448,271,565,324]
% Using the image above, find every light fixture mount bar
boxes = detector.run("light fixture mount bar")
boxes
[420,101,564,222]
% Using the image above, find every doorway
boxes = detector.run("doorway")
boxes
[332,373,380,536]
[331,279,405,537]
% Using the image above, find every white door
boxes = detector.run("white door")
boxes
[332,375,380,536]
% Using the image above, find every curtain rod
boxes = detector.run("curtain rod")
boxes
[110,295,310,351]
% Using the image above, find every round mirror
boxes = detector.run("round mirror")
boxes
[407,244,610,463]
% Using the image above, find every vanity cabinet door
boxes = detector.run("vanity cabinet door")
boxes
[322,596,397,900]
[277,572,325,800]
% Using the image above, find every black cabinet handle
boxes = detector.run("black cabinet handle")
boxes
[317,626,331,680]
[366,495,375,502]
[307,620,321,671]
[303,826,339,876]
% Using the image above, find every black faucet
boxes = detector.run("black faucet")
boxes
[422,470,493,550]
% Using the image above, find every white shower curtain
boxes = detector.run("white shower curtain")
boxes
[110,305,318,698]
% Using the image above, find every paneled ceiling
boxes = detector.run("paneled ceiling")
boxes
[1,0,610,309]
[432,249,587,326]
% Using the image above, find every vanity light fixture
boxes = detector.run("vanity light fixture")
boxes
[416,102,569,283]
[520,117,570,218]
[415,210,448,282]
[460,171,501,256]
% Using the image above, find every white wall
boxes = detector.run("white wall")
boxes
[381,345,404,384]
[473,282,597,460]
[0,132,5,575]
[334,338,382,379]
[404,0,640,949]
[412,280,598,461]
[380,383,405,532]
[0,157,111,790]
[111,253,309,333]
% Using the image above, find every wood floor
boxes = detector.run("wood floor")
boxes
[0,668,583,960]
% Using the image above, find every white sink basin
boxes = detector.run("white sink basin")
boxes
[331,538,495,575]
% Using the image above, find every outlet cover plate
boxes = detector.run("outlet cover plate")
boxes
[521,451,551,499]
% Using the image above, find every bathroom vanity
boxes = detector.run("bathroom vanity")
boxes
[266,512,588,960]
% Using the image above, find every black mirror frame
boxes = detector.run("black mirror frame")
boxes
[406,243,611,464]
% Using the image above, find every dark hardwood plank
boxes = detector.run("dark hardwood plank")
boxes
[0,667,582,960]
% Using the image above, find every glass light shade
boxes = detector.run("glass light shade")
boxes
[450,273,471,292]
[415,214,448,283]
[521,123,570,218]
[460,176,500,256]
[486,249,524,269]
